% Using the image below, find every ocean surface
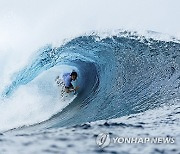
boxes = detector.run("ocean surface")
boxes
[0,30,180,154]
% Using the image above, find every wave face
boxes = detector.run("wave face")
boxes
[1,31,180,131]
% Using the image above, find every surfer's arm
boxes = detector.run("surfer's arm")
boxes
[55,76,59,80]
[74,86,79,91]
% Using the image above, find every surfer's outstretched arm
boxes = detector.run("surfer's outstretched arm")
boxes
[55,76,59,81]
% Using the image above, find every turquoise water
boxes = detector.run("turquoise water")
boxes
[0,30,180,153]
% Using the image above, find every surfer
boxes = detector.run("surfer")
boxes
[56,71,79,93]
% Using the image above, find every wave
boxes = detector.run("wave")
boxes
[1,30,180,132]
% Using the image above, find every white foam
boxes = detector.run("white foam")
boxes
[0,65,77,131]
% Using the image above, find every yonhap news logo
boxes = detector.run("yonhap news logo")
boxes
[96,133,175,148]
[96,133,111,148]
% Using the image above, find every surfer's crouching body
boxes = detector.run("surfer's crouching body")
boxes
[56,71,79,93]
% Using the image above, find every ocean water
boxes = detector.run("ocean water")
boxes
[0,30,180,154]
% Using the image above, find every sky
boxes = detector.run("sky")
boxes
[0,0,180,53]
[0,0,180,73]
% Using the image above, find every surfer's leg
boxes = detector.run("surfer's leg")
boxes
[55,76,59,81]
[69,83,74,89]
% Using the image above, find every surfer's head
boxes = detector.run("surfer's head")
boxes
[70,71,78,81]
